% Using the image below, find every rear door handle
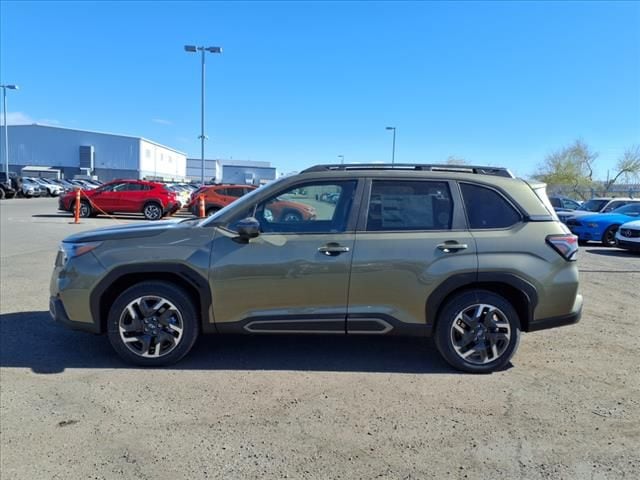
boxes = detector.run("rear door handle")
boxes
[318,243,350,256]
[437,242,468,253]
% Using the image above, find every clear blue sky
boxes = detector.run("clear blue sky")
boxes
[1,0,639,178]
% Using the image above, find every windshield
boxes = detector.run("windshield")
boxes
[579,199,608,212]
[611,203,640,215]
[199,177,288,227]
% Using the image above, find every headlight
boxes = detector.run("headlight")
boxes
[587,222,599,228]
[57,241,102,266]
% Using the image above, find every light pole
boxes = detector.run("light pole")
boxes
[1,84,19,177]
[184,45,222,184]
[385,126,396,165]
[338,154,344,165]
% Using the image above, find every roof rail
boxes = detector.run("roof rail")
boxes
[301,163,515,178]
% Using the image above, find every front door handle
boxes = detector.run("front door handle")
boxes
[318,243,350,256]
[437,242,468,253]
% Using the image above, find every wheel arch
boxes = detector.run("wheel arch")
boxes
[143,199,164,209]
[602,223,622,244]
[205,202,225,211]
[426,272,537,335]
[90,263,213,334]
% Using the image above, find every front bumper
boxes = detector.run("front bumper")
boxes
[49,296,100,333]
[615,238,640,251]
[528,294,583,332]
[58,196,72,211]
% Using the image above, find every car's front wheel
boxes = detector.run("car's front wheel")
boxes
[601,225,619,247]
[107,281,199,366]
[435,290,520,373]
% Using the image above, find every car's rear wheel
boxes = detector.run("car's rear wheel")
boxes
[107,281,199,366]
[143,202,163,220]
[206,207,220,216]
[435,290,520,373]
[601,225,619,247]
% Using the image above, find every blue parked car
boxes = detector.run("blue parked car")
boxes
[566,203,640,246]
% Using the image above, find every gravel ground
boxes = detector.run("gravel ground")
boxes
[1,197,639,480]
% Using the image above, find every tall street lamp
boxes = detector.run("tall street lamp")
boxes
[184,45,222,184]
[385,126,396,165]
[338,154,344,165]
[1,84,19,177]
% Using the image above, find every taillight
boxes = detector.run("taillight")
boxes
[546,234,578,261]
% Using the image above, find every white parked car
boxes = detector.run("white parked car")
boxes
[615,219,640,252]
[168,184,190,208]
[28,177,63,197]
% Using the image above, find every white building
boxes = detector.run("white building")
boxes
[1,124,186,182]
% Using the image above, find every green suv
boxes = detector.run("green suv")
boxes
[50,164,582,373]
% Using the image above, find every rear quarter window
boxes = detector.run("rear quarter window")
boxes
[460,183,521,229]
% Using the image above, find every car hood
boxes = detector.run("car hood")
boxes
[63,219,187,243]
[578,213,635,224]
[619,219,640,229]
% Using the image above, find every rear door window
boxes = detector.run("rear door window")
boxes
[226,187,245,198]
[460,183,521,229]
[366,180,453,231]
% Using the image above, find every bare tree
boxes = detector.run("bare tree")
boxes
[444,156,468,165]
[534,140,598,199]
[603,145,640,193]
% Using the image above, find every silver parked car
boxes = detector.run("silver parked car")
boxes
[27,177,63,197]
[19,178,43,198]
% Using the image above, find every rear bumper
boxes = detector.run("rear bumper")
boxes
[528,294,583,332]
[49,296,100,334]
[568,226,602,242]
[164,201,180,214]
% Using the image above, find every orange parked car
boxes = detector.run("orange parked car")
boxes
[188,184,316,221]
[187,184,255,216]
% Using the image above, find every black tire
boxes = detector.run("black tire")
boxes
[206,207,220,217]
[434,290,521,374]
[107,281,200,367]
[143,202,163,220]
[601,225,620,247]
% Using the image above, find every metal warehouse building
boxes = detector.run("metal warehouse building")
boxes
[1,124,187,182]
[186,158,276,185]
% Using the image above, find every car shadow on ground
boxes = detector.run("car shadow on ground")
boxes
[0,311,462,375]
[31,212,196,221]
[585,248,640,258]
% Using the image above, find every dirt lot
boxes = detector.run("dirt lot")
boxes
[1,197,639,480]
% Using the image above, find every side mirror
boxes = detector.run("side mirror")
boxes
[235,217,260,242]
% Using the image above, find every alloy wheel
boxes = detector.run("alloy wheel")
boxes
[79,202,91,217]
[144,204,162,220]
[118,296,184,358]
[450,303,512,365]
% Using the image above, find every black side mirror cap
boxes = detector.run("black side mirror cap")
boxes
[234,217,260,243]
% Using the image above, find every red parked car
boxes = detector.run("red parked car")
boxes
[58,179,179,220]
